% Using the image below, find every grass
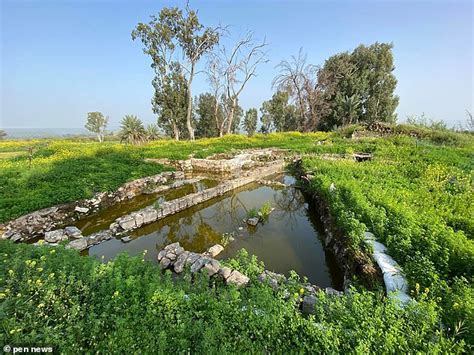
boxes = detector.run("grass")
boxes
[0,241,466,353]
[0,127,472,349]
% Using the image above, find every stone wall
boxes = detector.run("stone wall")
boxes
[110,161,286,235]
[146,149,288,175]
[295,159,411,305]
[2,171,184,242]
[294,160,381,291]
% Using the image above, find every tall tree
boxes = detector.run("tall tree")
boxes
[119,115,147,145]
[195,92,222,138]
[85,112,108,142]
[207,54,227,136]
[260,91,296,132]
[0,130,7,140]
[146,123,161,141]
[154,64,189,140]
[273,49,316,131]
[221,33,268,134]
[243,108,258,136]
[316,42,398,129]
[132,5,221,140]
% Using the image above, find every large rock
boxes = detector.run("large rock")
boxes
[44,229,67,243]
[258,270,286,290]
[174,251,190,273]
[142,208,158,224]
[66,238,88,251]
[64,226,82,239]
[119,216,136,230]
[302,295,317,314]
[205,244,224,258]
[190,257,211,273]
[226,270,249,287]
[218,267,232,280]
[75,206,90,214]
[202,259,221,276]
[134,213,144,228]
[160,257,171,270]
[164,242,185,256]
[325,287,342,296]
[185,252,201,266]
[246,217,259,226]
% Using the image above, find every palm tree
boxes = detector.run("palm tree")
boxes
[341,94,361,125]
[119,115,147,145]
[146,124,161,141]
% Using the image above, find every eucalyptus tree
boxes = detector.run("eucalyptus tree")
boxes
[243,108,258,136]
[260,91,297,132]
[85,112,108,142]
[119,115,147,145]
[154,64,188,140]
[195,92,223,138]
[132,4,221,140]
[317,42,398,129]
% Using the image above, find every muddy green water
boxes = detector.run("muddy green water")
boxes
[87,176,343,289]
[76,179,218,236]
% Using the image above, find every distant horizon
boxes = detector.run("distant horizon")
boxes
[1,0,473,129]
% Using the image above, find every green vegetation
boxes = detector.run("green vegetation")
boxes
[0,128,472,349]
[301,135,473,344]
[0,241,466,352]
[85,111,108,143]
[258,201,273,220]
[243,108,258,136]
[119,115,147,145]
[246,208,258,219]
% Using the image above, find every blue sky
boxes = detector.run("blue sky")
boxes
[1,0,473,129]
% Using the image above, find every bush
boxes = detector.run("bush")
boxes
[0,241,465,353]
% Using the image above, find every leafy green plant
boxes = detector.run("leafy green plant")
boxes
[247,208,258,219]
[0,240,466,353]
[258,201,273,219]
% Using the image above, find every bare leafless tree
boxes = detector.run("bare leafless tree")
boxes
[220,32,269,134]
[273,48,318,131]
[207,53,227,136]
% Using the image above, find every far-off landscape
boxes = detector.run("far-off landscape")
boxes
[1,0,473,353]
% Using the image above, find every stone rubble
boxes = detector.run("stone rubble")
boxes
[2,171,184,242]
[154,241,343,313]
[147,149,288,175]
[64,226,82,239]
[156,242,250,288]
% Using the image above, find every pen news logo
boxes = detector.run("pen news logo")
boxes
[3,345,53,354]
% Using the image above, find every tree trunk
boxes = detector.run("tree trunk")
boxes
[186,64,195,141]
[214,96,221,137]
[226,98,236,134]
[173,122,180,141]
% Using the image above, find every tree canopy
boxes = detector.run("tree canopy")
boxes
[85,112,108,142]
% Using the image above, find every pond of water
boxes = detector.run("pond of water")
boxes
[76,179,219,236]
[87,175,343,289]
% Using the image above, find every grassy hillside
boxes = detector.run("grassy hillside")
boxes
[0,128,473,350]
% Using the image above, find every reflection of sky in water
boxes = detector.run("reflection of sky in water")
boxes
[89,177,343,288]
